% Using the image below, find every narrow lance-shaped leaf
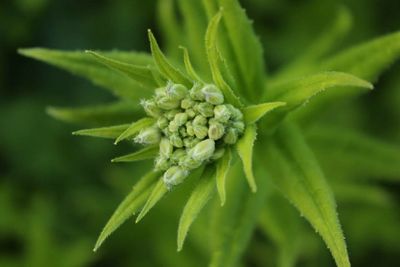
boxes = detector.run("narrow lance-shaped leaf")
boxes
[46,101,140,126]
[18,48,154,101]
[111,145,159,163]
[115,117,156,144]
[205,11,241,107]
[216,0,266,101]
[94,171,161,251]
[215,147,232,206]
[148,30,192,88]
[73,124,130,139]
[136,179,168,223]
[266,122,350,267]
[86,50,159,89]
[236,124,257,192]
[179,46,204,82]
[177,166,215,251]
[242,102,286,125]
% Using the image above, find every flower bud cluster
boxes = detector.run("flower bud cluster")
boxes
[136,82,244,188]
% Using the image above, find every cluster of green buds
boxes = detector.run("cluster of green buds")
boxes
[135,81,244,188]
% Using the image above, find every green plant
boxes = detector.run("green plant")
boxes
[19,0,400,266]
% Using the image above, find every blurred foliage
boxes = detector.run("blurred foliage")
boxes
[1,0,399,266]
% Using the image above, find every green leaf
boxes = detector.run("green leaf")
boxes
[179,46,204,82]
[18,48,154,101]
[94,171,160,251]
[215,147,232,206]
[135,179,168,223]
[243,102,286,125]
[177,166,215,251]
[86,50,159,89]
[216,0,266,101]
[236,124,257,192]
[114,117,156,144]
[46,101,140,126]
[111,145,158,163]
[148,30,192,88]
[307,126,400,180]
[266,122,350,267]
[205,11,241,107]
[323,31,400,81]
[73,124,130,139]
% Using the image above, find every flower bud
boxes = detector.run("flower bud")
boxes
[163,166,189,187]
[165,109,179,120]
[183,137,200,148]
[134,127,161,144]
[179,156,202,170]
[157,96,180,110]
[157,116,169,129]
[170,134,183,148]
[168,121,179,132]
[214,105,231,123]
[185,121,195,136]
[223,128,238,144]
[181,98,195,109]
[227,104,243,120]
[141,99,162,118]
[174,113,188,126]
[159,138,173,157]
[186,108,196,118]
[208,122,225,140]
[193,115,207,126]
[193,125,208,139]
[189,84,205,101]
[202,84,224,105]
[155,156,170,171]
[189,139,215,162]
[232,121,245,133]
[195,102,214,117]
[171,149,186,163]
[211,147,225,160]
[154,87,166,99]
[166,84,188,100]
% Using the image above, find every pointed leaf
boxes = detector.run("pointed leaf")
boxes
[179,46,204,82]
[114,117,156,144]
[215,147,232,206]
[46,101,140,126]
[148,30,192,87]
[216,0,266,101]
[111,145,158,163]
[236,124,257,192]
[266,122,350,267]
[18,48,154,101]
[205,11,241,107]
[177,166,215,251]
[73,124,130,139]
[86,50,159,88]
[243,102,286,125]
[136,179,168,223]
[94,171,160,251]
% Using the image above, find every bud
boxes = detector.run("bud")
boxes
[157,96,180,110]
[214,105,231,123]
[185,121,195,136]
[208,122,225,140]
[163,166,189,187]
[186,108,196,118]
[193,125,208,139]
[179,155,202,170]
[193,115,207,126]
[168,121,179,132]
[157,116,169,129]
[223,128,238,144]
[159,138,173,157]
[202,84,224,105]
[154,87,166,99]
[195,102,214,117]
[211,147,225,160]
[141,99,162,118]
[227,104,243,120]
[183,137,201,148]
[165,109,179,120]
[189,83,205,101]
[189,139,215,162]
[170,134,183,148]
[171,149,186,163]
[134,127,161,144]
[155,156,170,171]
[174,113,188,126]
[166,84,188,100]
[232,121,245,133]
[181,98,195,109]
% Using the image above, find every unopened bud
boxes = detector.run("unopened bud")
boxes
[166,84,188,100]
[189,84,205,101]
[170,134,183,148]
[208,122,225,140]
[165,109,179,120]
[232,121,245,133]
[171,149,186,163]
[181,98,195,109]
[141,99,161,118]
[185,121,195,136]
[159,138,173,157]
[163,166,189,187]
[195,102,214,117]
[227,104,243,120]
[183,137,201,148]
[134,127,161,144]
[193,115,207,126]
[186,108,196,118]
[168,121,179,132]
[155,156,170,171]
[157,96,180,110]
[202,84,224,105]
[157,116,169,129]
[211,147,225,160]
[174,113,188,126]
[223,128,238,144]
[214,105,231,123]
[193,125,208,139]
[179,156,202,170]
[154,87,166,99]
[189,139,215,162]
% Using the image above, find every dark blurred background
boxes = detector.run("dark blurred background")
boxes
[1,0,399,266]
